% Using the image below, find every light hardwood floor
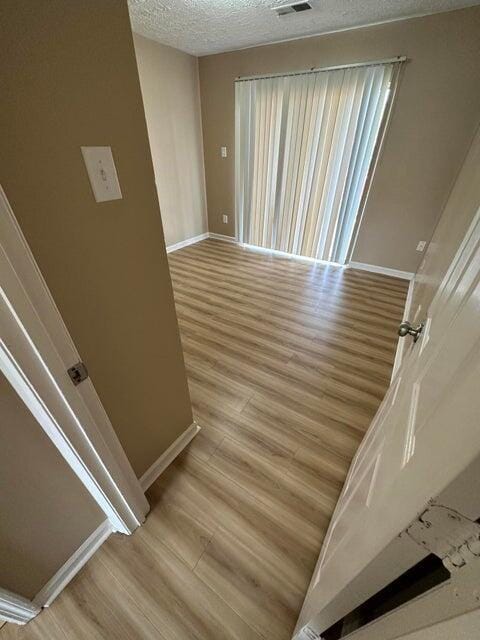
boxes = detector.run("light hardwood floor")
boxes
[2,240,408,639]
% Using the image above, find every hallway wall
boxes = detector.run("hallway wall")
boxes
[0,0,193,478]
[134,34,208,248]
[0,374,103,599]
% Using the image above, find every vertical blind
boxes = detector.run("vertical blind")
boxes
[235,62,399,264]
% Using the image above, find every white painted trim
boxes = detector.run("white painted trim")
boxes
[391,277,415,381]
[0,185,149,534]
[33,520,112,608]
[348,261,413,281]
[208,232,238,243]
[166,232,209,253]
[140,422,200,490]
[0,589,40,625]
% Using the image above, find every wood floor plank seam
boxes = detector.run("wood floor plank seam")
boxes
[170,247,407,300]
[174,242,407,296]
[169,252,407,304]
[170,264,405,318]
[3,240,407,640]
[172,280,401,339]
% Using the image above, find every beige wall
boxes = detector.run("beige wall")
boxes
[0,374,103,599]
[0,0,193,478]
[134,34,208,248]
[412,124,480,320]
[199,7,480,272]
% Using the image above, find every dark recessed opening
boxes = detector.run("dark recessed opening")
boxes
[322,554,450,639]
[292,2,312,11]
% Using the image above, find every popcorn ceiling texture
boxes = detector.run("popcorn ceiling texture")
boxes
[128,0,480,56]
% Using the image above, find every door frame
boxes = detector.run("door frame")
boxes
[0,184,149,536]
[0,588,41,626]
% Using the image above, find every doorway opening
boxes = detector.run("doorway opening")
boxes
[235,59,403,264]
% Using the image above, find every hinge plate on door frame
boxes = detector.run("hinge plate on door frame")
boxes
[67,362,89,386]
[404,504,480,572]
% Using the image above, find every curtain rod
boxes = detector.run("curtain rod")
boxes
[235,56,406,83]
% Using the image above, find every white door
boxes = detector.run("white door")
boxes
[294,202,480,638]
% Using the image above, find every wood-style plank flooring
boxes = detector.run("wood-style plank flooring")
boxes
[2,240,407,640]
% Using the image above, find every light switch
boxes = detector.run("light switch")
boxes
[221,146,227,158]
[81,146,122,203]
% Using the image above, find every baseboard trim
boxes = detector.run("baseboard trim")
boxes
[0,589,41,625]
[391,277,415,380]
[166,232,237,253]
[140,422,200,491]
[348,261,413,281]
[166,232,209,253]
[208,232,237,243]
[33,520,112,608]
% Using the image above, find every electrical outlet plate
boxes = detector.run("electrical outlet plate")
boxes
[416,240,427,252]
[222,214,228,224]
[221,146,227,158]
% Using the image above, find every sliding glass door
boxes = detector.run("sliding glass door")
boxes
[235,61,400,264]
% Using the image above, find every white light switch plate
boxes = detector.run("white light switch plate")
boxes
[221,146,227,158]
[81,146,122,203]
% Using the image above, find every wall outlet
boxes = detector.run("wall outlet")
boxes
[222,214,228,224]
[221,146,227,158]
[416,240,427,252]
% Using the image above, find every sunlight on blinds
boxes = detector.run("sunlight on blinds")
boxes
[235,63,397,264]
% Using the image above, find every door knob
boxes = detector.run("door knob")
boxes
[398,321,423,342]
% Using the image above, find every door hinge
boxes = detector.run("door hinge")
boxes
[404,504,480,572]
[67,362,89,386]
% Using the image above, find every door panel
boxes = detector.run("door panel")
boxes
[294,205,480,637]
[315,372,402,580]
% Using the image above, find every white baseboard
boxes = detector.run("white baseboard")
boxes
[0,521,110,624]
[0,588,41,625]
[208,232,237,243]
[166,232,237,253]
[166,232,209,253]
[391,277,415,381]
[33,520,112,608]
[140,422,200,491]
[348,261,413,281]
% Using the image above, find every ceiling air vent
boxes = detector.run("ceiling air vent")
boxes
[273,2,313,17]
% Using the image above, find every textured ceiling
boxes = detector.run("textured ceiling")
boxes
[128,0,480,56]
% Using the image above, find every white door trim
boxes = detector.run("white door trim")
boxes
[0,185,149,534]
[0,589,41,625]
